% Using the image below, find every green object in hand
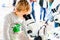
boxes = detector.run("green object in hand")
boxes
[13,23,22,33]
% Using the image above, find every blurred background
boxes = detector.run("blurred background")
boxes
[0,0,14,40]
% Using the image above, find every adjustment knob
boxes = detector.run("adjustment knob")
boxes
[27,30,32,34]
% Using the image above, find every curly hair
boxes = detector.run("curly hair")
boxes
[16,0,30,12]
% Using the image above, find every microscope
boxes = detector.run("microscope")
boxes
[23,14,47,40]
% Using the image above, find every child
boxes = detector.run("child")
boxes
[4,0,31,40]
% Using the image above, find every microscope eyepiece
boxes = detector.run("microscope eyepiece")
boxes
[27,14,31,19]
[23,14,32,20]
[23,14,28,20]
